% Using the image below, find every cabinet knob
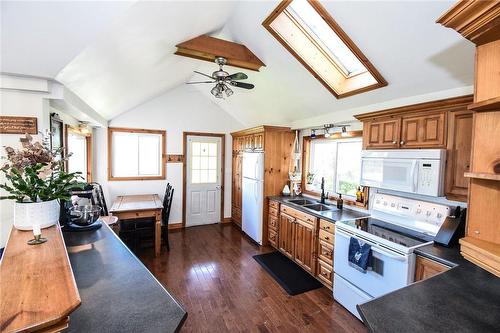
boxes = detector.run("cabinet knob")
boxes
[400,140,405,145]
[392,141,397,144]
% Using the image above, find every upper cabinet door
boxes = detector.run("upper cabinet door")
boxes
[253,133,264,151]
[363,118,400,149]
[401,112,446,148]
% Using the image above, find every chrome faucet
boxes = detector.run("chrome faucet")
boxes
[319,177,328,204]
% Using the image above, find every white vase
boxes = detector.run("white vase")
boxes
[13,199,60,230]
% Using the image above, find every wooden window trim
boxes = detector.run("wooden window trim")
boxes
[262,0,387,99]
[64,124,93,182]
[301,130,368,208]
[107,127,166,181]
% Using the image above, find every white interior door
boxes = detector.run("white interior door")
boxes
[186,135,222,227]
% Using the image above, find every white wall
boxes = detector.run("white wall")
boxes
[94,85,244,225]
[0,78,81,247]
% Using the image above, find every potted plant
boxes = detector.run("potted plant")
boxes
[0,133,84,230]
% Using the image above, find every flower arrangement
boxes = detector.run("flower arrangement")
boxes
[0,133,84,203]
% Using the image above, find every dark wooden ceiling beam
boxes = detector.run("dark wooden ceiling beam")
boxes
[175,35,265,71]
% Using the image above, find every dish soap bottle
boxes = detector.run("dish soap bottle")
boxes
[337,194,343,209]
[356,186,363,203]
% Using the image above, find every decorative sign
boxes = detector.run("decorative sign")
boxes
[0,116,38,134]
[167,154,184,163]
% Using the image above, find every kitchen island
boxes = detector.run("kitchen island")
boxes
[63,223,186,332]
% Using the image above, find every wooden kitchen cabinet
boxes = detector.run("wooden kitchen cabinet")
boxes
[294,218,316,274]
[445,110,473,201]
[230,126,293,243]
[363,118,400,149]
[414,255,450,282]
[268,200,280,249]
[356,95,473,150]
[279,212,295,259]
[400,112,446,148]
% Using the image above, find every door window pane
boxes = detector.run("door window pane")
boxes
[190,140,218,184]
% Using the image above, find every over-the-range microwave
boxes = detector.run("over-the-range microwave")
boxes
[360,149,446,197]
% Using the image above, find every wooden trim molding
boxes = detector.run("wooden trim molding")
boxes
[175,35,265,71]
[182,132,226,227]
[230,125,291,137]
[262,0,387,99]
[437,0,500,45]
[107,127,167,181]
[354,95,474,121]
[168,222,183,230]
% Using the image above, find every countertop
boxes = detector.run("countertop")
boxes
[63,223,186,333]
[358,244,500,333]
[268,195,370,222]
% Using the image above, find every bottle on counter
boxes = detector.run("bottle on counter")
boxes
[337,193,343,209]
[356,186,363,203]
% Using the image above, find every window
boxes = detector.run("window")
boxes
[66,125,92,182]
[190,141,218,184]
[108,127,166,181]
[305,137,362,198]
[263,0,386,98]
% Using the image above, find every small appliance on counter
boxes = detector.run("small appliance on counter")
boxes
[60,184,102,232]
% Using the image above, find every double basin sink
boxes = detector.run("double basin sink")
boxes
[286,198,338,212]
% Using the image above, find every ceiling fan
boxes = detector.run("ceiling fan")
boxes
[186,57,254,98]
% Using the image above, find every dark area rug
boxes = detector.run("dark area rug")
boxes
[253,251,323,296]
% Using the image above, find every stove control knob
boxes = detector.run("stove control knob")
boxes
[437,213,443,219]
[383,202,388,206]
[416,209,422,214]
[426,211,432,217]
[376,200,380,204]
[391,203,396,207]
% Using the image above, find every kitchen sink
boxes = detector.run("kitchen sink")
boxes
[287,199,316,206]
[303,204,335,212]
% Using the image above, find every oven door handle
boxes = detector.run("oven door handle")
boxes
[336,228,407,262]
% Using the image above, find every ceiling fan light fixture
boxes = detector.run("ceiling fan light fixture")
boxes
[225,85,234,97]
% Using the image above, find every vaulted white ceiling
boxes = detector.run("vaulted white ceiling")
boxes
[2,1,475,127]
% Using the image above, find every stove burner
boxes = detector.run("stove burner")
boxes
[340,217,429,248]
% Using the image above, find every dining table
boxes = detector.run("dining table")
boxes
[109,194,163,257]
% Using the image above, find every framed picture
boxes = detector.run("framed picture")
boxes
[50,113,63,157]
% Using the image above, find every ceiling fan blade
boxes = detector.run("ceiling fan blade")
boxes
[226,72,248,81]
[193,71,214,80]
[229,81,254,89]
[186,81,216,84]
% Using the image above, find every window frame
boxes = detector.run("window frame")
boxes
[262,0,387,99]
[302,130,363,201]
[65,124,93,182]
[107,127,166,181]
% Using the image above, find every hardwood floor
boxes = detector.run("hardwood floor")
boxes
[136,223,366,333]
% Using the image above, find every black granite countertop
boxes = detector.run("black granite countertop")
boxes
[358,244,500,333]
[268,195,370,222]
[63,224,186,333]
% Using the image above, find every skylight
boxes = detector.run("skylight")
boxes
[263,0,386,98]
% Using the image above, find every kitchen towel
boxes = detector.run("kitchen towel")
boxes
[348,237,372,273]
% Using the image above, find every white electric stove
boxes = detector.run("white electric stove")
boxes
[333,193,450,320]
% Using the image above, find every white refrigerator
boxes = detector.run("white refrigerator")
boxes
[242,152,265,245]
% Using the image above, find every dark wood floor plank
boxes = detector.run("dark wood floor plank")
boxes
[136,224,366,333]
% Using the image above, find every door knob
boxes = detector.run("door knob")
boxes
[215,185,221,190]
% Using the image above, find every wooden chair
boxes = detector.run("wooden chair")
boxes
[90,183,119,228]
[162,184,174,251]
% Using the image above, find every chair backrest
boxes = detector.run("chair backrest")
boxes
[162,184,174,224]
[90,182,109,216]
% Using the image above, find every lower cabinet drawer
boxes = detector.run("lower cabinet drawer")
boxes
[317,260,333,287]
[319,229,334,245]
[268,214,278,230]
[268,228,278,248]
[318,240,334,263]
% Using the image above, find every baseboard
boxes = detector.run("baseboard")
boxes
[222,217,232,224]
[168,222,183,230]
